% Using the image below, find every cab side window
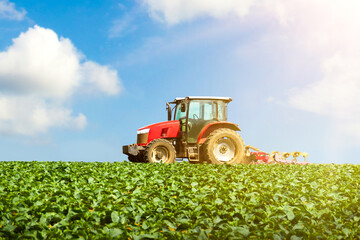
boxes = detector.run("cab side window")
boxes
[217,101,226,121]
[203,102,214,120]
[188,101,200,119]
[175,104,187,120]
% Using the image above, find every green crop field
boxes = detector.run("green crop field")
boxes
[0,162,359,239]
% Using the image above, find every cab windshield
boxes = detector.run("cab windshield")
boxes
[174,100,227,121]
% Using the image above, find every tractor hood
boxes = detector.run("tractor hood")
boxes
[137,120,180,146]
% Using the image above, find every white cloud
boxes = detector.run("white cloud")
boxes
[290,55,360,117]
[0,25,121,98]
[0,26,81,99]
[0,96,86,135]
[109,14,137,38]
[142,0,255,25]
[0,0,26,20]
[272,0,360,138]
[289,54,360,138]
[80,61,121,95]
[0,25,122,136]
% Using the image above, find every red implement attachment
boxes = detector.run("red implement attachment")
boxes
[245,145,309,165]
[250,151,270,163]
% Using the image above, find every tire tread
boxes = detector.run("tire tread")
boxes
[201,128,246,164]
[144,139,176,163]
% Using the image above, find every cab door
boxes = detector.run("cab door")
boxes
[187,100,218,143]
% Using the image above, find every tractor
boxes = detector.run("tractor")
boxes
[123,96,250,164]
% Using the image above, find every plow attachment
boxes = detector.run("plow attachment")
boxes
[245,145,309,165]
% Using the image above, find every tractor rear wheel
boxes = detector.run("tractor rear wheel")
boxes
[201,128,247,164]
[144,139,176,163]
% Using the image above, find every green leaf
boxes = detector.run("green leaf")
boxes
[120,216,127,225]
[15,216,28,222]
[109,228,122,237]
[164,220,177,229]
[215,198,223,205]
[232,226,250,237]
[290,235,302,240]
[88,177,94,184]
[292,222,304,231]
[142,221,149,230]
[213,216,222,224]
[23,230,39,238]
[342,228,351,236]
[191,182,198,187]
[284,208,295,221]
[2,224,16,232]
[133,234,157,240]
[152,197,161,205]
[273,234,282,240]
[135,215,141,223]
[111,211,119,223]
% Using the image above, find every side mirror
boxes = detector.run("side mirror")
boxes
[181,103,186,112]
[166,103,172,121]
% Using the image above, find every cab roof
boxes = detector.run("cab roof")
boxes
[173,96,232,103]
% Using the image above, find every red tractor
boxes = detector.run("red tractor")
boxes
[123,96,251,164]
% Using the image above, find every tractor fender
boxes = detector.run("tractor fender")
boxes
[197,122,241,144]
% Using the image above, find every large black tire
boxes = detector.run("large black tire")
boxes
[144,139,176,163]
[201,128,248,164]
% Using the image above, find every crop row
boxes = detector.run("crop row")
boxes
[0,161,359,239]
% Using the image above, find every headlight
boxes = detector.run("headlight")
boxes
[137,128,150,134]
[137,128,150,145]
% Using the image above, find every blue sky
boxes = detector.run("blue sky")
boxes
[0,0,359,164]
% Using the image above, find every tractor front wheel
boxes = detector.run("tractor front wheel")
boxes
[201,128,247,164]
[128,155,144,163]
[144,139,176,163]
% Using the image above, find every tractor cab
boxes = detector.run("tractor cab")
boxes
[167,97,232,143]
